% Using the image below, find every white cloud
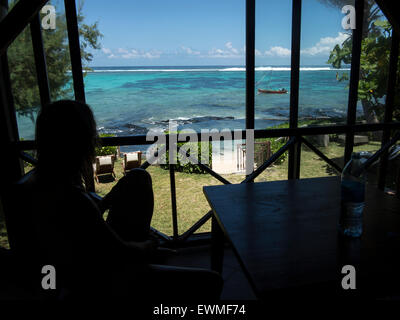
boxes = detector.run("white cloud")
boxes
[319,32,350,46]
[225,41,233,49]
[121,53,136,59]
[181,46,200,55]
[265,46,291,57]
[121,49,139,59]
[101,47,112,55]
[105,48,162,59]
[142,50,162,59]
[207,42,243,58]
[259,32,350,58]
[301,32,350,56]
[224,41,239,54]
[100,32,350,62]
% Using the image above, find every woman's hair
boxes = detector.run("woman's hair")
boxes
[35,100,98,185]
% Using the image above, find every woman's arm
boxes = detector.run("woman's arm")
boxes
[79,189,157,261]
[87,190,118,216]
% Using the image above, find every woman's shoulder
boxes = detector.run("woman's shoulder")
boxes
[22,169,97,211]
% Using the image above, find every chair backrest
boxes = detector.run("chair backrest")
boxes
[4,171,118,300]
[124,152,142,170]
[126,152,139,162]
[95,156,114,174]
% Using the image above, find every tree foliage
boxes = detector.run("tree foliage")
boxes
[159,131,213,174]
[327,19,399,122]
[320,0,400,124]
[160,140,213,174]
[95,134,117,156]
[7,0,102,120]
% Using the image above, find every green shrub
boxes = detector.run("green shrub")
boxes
[263,137,288,165]
[260,118,344,165]
[95,133,117,156]
[160,132,212,174]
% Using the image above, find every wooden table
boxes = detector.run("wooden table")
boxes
[203,177,400,300]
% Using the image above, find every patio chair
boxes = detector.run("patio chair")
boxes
[122,151,142,175]
[94,155,116,183]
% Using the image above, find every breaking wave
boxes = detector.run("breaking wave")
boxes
[86,66,350,73]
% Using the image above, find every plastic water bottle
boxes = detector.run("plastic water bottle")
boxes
[339,152,370,237]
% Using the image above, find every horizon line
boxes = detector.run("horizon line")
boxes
[87,63,349,68]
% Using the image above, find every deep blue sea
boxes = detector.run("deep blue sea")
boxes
[17,65,358,151]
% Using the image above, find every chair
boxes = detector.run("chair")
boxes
[2,170,223,301]
[94,155,116,183]
[122,151,142,175]
[254,141,272,168]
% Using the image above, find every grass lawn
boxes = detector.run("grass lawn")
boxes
[82,137,383,237]
[0,137,384,249]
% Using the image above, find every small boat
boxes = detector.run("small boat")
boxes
[258,88,288,94]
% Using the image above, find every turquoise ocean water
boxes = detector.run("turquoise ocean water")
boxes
[17,65,358,151]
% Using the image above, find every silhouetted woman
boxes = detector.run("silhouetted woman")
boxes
[13,100,221,300]
[35,99,154,242]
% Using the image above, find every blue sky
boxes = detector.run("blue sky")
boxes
[65,0,350,66]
